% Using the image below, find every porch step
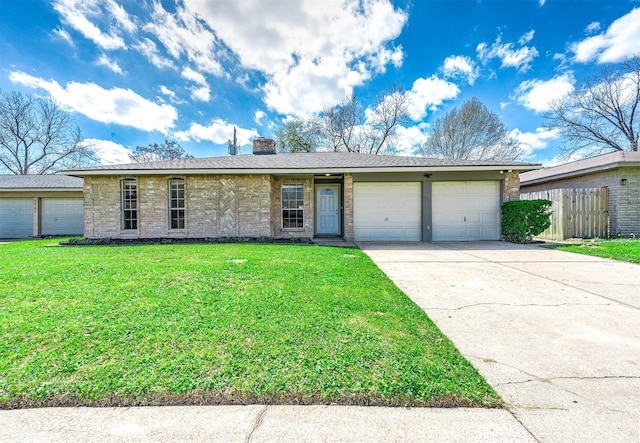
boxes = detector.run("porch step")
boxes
[312,238,358,248]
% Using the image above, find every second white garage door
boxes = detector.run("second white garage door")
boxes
[432,181,500,241]
[41,198,84,236]
[354,182,421,241]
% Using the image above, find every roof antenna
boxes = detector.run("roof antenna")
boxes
[228,127,238,156]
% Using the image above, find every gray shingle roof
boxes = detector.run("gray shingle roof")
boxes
[520,151,640,184]
[64,152,538,175]
[0,174,84,190]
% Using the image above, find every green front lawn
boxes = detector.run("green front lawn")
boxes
[548,238,640,264]
[0,240,500,408]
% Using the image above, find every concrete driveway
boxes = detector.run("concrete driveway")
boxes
[359,241,640,442]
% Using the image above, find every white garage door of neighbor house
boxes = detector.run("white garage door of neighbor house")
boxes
[41,198,84,236]
[432,181,500,241]
[0,198,33,238]
[354,182,421,241]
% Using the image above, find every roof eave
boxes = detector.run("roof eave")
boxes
[0,187,82,192]
[63,164,540,177]
[521,161,640,185]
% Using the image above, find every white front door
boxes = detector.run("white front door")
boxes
[316,184,340,235]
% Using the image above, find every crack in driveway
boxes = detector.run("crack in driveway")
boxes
[425,301,610,311]
[245,405,268,443]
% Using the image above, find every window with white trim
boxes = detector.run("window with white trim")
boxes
[281,184,304,229]
[121,179,137,230]
[169,178,185,229]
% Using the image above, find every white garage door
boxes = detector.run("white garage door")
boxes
[0,198,33,238]
[432,181,500,241]
[41,198,84,236]
[354,182,421,241]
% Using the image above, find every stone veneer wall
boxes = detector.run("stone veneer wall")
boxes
[520,167,640,237]
[343,173,354,241]
[502,171,520,202]
[83,174,274,239]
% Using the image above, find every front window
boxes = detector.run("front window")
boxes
[169,179,185,229]
[282,184,304,228]
[121,179,137,230]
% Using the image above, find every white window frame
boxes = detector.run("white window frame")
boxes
[168,178,186,230]
[121,179,138,230]
[281,183,304,229]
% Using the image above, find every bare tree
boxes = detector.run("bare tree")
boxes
[272,85,409,155]
[419,97,523,161]
[361,85,410,154]
[323,85,409,154]
[128,140,194,162]
[323,94,361,152]
[274,116,324,152]
[545,56,639,157]
[0,90,96,174]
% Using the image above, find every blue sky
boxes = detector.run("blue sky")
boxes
[1,0,638,166]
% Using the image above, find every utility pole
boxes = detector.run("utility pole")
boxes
[228,127,238,155]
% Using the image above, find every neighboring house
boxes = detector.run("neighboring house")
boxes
[0,174,84,239]
[520,151,640,238]
[63,138,538,242]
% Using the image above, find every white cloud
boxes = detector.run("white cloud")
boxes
[369,46,404,73]
[144,2,223,76]
[104,0,136,34]
[254,110,266,125]
[133,38,176,70]
[181,67,206,85]
[52,0,127,50]
[393,123,429,156]
[442,55,479,85]
[514,72,575,112]
[181,67,210,101]
[189,86,210,102]
[9,71,177,134]
[519,30,535,45]
[84,138,131,165]
[159,85,176,99]
[53,28,74,46]
[174,119,259,148]
[184,0,407,115]
[96,53,123,74]
[477,32,539,72]
[405,76,460,121]
[510,127,561,158]
[571,8,640,63]
[539,0,546,6]
[263,57,371,115]
[585,21,601,34]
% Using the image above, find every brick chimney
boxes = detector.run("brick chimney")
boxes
[252,137,276,155]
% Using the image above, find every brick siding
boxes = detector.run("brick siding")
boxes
[503,171,520,202]
[83,174,300,239]
[270,176,314,238]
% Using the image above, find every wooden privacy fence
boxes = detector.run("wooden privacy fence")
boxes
[520,188,609,240]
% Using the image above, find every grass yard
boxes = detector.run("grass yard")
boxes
[0,239,501,409]
[548,238,640,264]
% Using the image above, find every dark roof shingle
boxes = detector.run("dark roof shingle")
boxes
[0,174,84,190]
[64,151,538,175]
[520,151,640,184]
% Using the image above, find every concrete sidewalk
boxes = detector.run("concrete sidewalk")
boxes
[0,405,533,442]
[360,241,640,442]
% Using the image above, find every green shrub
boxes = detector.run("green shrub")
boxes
[501,199,552,243]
